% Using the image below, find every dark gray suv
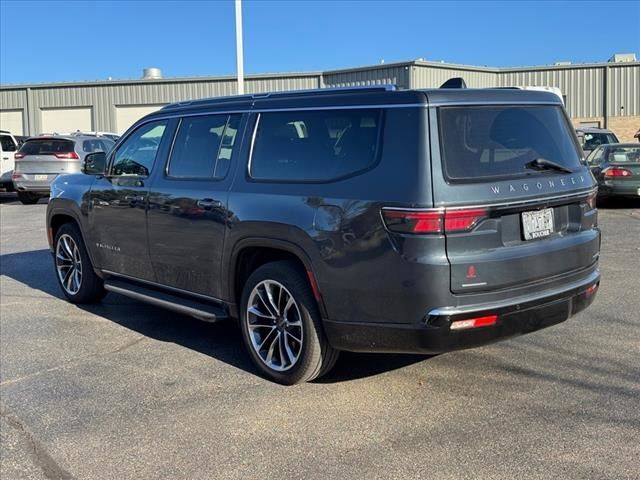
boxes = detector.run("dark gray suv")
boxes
[46,84,600,384]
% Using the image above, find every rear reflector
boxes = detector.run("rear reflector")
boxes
[584,283,599,297]
[450,314,498,330]
[604,167,632,177]
[54,152,79,159]
[382,208,488,234]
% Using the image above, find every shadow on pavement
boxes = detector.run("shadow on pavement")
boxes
[597,197,640,209]
[0,248,429,382]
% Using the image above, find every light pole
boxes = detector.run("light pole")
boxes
[235,0,245,95]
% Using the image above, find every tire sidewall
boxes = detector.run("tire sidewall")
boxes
[54,223,101,303]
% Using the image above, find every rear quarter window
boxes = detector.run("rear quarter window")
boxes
[439,105,581,182]
[250,108,382,182]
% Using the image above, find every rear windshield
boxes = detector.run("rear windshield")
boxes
[606,146,640,164]
[583,132,618,150]
[439,105,581,181]
[19,139,75,155]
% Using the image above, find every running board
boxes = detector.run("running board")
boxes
[104,279,227,322]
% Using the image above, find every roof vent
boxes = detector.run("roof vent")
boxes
[554,61,572,66]
[608,53,637,63]
[440,77,467,89]
[142,67,163,80]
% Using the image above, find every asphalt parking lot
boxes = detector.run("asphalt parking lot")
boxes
[1,193,639,480]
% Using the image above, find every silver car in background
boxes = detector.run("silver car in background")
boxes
[12,134,114,204]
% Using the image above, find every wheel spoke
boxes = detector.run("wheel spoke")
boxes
[256,288,278,318]
[65,267,75,291]
[62,236,73,257]
[283,295,295,317]
[257,327,277,350]
[265,331,280,364]
[248,304,275,320]
[285,330,302,344]
[264,282,281,316]
[281,333,295,366]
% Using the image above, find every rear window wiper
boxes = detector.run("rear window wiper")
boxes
[525,158,574,174]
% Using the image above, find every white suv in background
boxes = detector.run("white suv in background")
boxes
[0,130,19,192]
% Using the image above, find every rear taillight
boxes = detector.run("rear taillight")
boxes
[450,314,498,330]
[14,152,25,159]
[11,173,23,180]
[604,167,633,177]
[382,208,488,234]
[54,152,79,159]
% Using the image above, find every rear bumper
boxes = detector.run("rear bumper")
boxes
[599,182,640,197]
[324,269,600,354]
[13,180,52,193]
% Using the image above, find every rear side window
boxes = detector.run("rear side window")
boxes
[82,139,113,153]
[0,135,17,152]
[439,105,581,181]
[250,109,382,181]
[167,114,241,178]
[19,139,75,155]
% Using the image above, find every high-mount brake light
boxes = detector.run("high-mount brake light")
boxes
[604,167,633,178]
[54,152,79,159]
[450,315,498,331]
[382,208,488,234]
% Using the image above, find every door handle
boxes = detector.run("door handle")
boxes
[197,198,222,210]
[124,194,145,203]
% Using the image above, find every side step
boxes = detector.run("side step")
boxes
[104,278,228,322]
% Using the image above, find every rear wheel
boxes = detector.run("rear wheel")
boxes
[240,261,339,384]
[17,192,40,205]
[54,223,105,303]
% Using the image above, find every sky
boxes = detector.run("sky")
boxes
[1,0,639,85]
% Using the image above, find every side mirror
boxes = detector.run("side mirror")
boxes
[82,152,106,175]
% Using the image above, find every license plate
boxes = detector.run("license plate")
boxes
[522,208,554,240]
[34,174,48,181]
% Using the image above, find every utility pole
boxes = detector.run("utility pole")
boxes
[235,0,245,95]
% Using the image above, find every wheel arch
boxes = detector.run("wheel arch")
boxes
[227,238,326,319]
[47,206,99,273]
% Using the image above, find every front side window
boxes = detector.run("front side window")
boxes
[250,109,382,181]
[111,121,167,176]
[167,114,241,178]
[439,105,582,181]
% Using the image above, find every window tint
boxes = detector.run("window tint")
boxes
[19,139,75,155]
[250,109,381,181]
[82,139,113,153]
[439,105,581,181]
[0,135,17,152]
[168,114,240,178]
[111,121,167,176]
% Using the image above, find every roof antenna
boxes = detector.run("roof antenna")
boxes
[440,77,467,89]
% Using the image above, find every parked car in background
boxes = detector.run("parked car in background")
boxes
[0,130,19,192]
[46,85,600,384]
[587,143,640,201]
[576,127,619,156]
[68,131,120,142]
[13,134,114,204]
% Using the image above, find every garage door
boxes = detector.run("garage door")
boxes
[0,110,24,135]
[41,107,93,134]
[116,105,164,134]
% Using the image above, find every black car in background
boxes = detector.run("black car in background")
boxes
[46,85,600,384]
[587,143,640,201]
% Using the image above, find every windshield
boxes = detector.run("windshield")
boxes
[606,146,640,164]
[19,138,75,155]
[439,105,582,181]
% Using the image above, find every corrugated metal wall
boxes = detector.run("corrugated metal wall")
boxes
[411,65,498,88]
[608,64,639,116]
[322,65,410,88]
[498,67,604,118]
[1,63,638,135]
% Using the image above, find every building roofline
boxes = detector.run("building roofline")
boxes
[1,58,638,91]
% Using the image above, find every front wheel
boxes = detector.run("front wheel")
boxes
[240,261,339,384]
[17,191,40,205]
[54,223,105,303]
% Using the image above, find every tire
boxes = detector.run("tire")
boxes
[54,223,106,304]
[17,191,40,205]
[239,261,339,385]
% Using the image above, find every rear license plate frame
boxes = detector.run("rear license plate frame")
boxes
[34,174,48,181]
[522,208,555,240]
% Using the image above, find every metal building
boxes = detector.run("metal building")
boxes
[1,54,638,141]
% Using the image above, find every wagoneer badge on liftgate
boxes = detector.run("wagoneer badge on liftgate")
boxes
[490,175,587,195]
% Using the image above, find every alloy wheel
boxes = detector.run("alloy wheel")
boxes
[246,280,304,372]
[55,234,83,295]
